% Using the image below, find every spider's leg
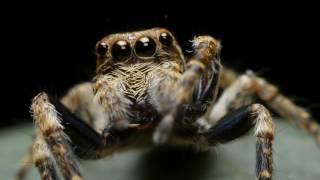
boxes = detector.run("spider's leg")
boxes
[15,82,105,180]
[252,73,320,144]
[203,104,274,180]
[19,136,77,180]
[219,67,239,89]
[219,69,320,144]
[153,36,221,144]
[32,135,59,180]
[209,74,257,123]
[16,83,135,179]
[51,96,136,159]
[31,92,83,180]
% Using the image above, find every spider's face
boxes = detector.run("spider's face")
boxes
[94,28,185,72]
[93,28,185,103]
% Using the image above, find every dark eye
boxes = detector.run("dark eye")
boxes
[134,36,156,57]
[159,32,173,46]
[97,42,108,56]
[111,40,131,61]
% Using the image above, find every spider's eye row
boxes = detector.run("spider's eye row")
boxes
[97,42,108,56]
[159,32,173,46]
[111,40,131,61]
[134,36,156,58]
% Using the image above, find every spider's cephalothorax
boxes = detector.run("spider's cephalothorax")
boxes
[15,28,320,180]
[92,28,220,132]
[93,28,186,128]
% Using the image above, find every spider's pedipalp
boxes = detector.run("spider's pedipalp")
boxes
[94,77,134,131]
[153,35,221,144]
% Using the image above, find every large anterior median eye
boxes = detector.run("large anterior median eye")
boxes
[134,36,156,58]
[111,40,131,61]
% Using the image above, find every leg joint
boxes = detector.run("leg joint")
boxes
[252,104,275,139]
[31,92,63,134]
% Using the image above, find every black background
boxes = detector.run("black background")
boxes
[2,3,320,127]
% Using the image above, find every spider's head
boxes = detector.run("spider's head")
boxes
[92,28,187,127]
[94,28,185,75]
[93,28,186,103]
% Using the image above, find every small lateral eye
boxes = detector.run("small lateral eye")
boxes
[134,36,156,58]
[97,42,108,56]
[111,40,131,61]
[159,32,173,46]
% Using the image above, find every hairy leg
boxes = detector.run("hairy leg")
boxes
[203,104,274,180]
[152,35,221,144]
[218,69,320,144]
[32,135,59,180]
[51,96,136,159]
[15,81,138,179]
[31,92,82,180]
[15,83,106,180]
[209,73,256,124]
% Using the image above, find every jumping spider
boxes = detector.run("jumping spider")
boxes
[15,28,320,180]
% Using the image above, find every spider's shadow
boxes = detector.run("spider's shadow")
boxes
[136,146,216,180]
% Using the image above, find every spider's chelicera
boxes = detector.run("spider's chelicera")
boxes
[15,28,320,180]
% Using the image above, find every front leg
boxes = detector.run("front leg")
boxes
[203,104,274,180]
[152,36,221,144]
[31,92,138,180]
[32,135,59,180]
[31,93,83,180]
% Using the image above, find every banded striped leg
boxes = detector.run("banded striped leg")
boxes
[31,92,82,180]
[15,82,102,180]
[32,135,59,180]
[269,94,320,144]
[203,104,274,180]
[153,35,221,144]
[220,68,320,144]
